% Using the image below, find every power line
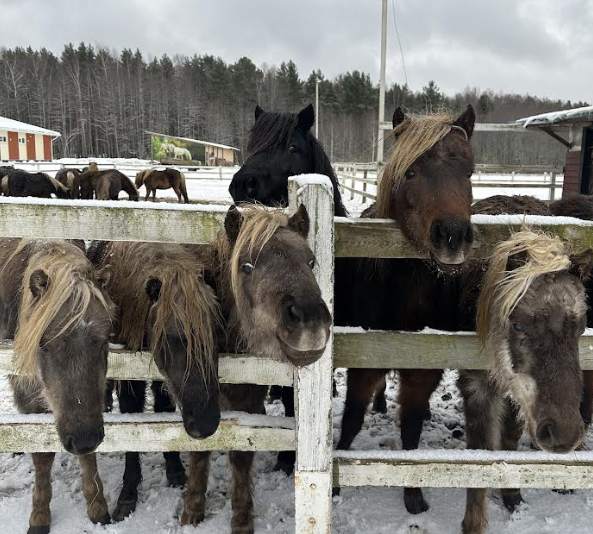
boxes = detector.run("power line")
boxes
[391,0,408,88]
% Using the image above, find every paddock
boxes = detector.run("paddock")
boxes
[1,176,593,533]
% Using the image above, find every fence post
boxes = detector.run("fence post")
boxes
[219,166,223,180]
[550,171,557,201]
[363,169,368,204]
[288,175,334,534]
[350,166,355,201]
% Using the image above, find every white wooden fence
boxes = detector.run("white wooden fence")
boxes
[1,176,593,532]
[334,162,564,203]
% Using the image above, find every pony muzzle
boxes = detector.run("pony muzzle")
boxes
[429,218,473,266]
[534,416,585,454]
[61,425,105,456]
[182,395,221,440]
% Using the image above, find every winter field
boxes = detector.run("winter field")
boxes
[0,159,588,534]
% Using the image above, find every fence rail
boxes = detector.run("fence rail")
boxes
[1,177,593,532]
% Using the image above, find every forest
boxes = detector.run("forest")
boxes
[0,44,588,165]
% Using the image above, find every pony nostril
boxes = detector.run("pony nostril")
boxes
[536,420,556,447]
[430,222,442,247]
[246,177,257,197]
[64,435,75,453]
[288,304,305,324]
[465,225,474,244]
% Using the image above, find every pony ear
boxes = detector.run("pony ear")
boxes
[95,265,112,289]
[454,105,476,139]
[288,204,310,238]
[29,269,50,298]
[392,107,406,129]
[297,104,315,132]
[569,249,593,281]
[146,278,162,303]
[224,205,243,244]
[255,105,265,121]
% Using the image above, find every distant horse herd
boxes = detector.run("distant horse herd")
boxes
[2,102,593,534]
[0,162,190,203]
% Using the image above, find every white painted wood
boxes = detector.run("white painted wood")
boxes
[334,450,593,490]
[0,412,295,453]
[0,345,293,386]
[289,176,334,534]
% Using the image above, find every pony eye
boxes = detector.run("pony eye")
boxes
[405,169,415,180]
[512,322,524,332]
[241,262,254,275]
[289,144,299,154]
[308,259,315,270]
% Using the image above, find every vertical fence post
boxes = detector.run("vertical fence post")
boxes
[288,175,334,534]
[550,171,557,201]
[362,169,368,204]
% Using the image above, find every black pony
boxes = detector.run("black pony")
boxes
[229,103,347,217]
[4,169,70,199]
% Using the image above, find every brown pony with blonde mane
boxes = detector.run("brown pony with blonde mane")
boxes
[88,240,221,522]
[336,106,476,514]
[180,204,332,533]
[0,239,114,533]
[458,230,593,534]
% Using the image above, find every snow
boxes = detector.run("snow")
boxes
[472,213,593,227]
[517,106,593,128]
[0,116,61,137]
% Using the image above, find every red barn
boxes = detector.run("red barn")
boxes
[0,117,61,162]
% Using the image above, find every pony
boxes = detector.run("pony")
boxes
[0,239,114,533]
[55,168,82,194]
[74,169,139,201]
[472,194,551,216]
[180,204,332,533]
[174,146,192,160]
[229,103,347,473]
[161,142,175,158]
[135,168,189,203]
[229,103,347,216]
[87,241,221,522]
[457,230,593,534]
[335,106,476,514]
[4,169,70,199]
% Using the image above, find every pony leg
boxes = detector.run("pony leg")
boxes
[28,452,55,534]
[78,453,110,524]
[104,379,115,413]
[398,369,443,514]
[337,368,387,450]
[172,184,183,203]
[274,386,295,475]
[458,371,505,534]
[500,403,524,512]
[580,370,593,426]
[371,375,388,413]
[152,381,186,487]
[229,451,255,534]
[181,451,211,526]
[144,189,150,201]
[113,380,146,522]
[152,189,157,202]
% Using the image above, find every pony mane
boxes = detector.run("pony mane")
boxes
[476,229,571,343]
[106,243,219,384]
[376,112,467,218]
[13,240,112,378]
[246,110,347,215]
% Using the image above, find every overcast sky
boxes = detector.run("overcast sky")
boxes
[1,0,591,103]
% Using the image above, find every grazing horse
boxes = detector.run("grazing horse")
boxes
[0,239,114,533]
[229,103,347,216]
[135,168,189,203]
[87,241,221,522]
[335,106,476,514]
[74,169,139,201]
[55,168,81,194]
[458,230,592,534]
[4,169,70,199]
[181,205,332,533]
[229,103,347,473]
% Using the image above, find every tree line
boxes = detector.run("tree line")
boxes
[0,44,587,165]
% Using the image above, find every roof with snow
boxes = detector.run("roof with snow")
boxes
[145,131,239,151]
[516,105,593,128]
[0,116,61,137]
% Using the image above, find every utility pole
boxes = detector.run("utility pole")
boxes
[377,0,388,164]
[315,76,320,138]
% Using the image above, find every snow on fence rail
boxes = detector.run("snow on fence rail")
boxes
[2,178,593,532]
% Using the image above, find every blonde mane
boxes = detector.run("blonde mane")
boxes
[105,243,219,383]
[476,229,571,342]
[13,240,112,377]
[376,112,466,217]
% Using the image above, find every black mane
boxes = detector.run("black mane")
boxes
[247,110,347,216]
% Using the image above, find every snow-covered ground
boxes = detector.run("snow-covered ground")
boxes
[2,371,593,534]
[0,161,586,533]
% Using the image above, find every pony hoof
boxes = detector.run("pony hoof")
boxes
[93,512,111,525]
[404,488,429,515]
[180,510,205,526]
[273,459,295,476]
[28,527,50,534]
[372,399,388,414]
[268,385,283,401]
[502,491,524,512]
[553,488,574,495]
[112,500,137,522]
[166,468,187,488]
[231,527,254,534]
[332,486,341,497]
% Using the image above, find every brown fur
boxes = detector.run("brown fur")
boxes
[74,170,139,201]
[551,195,593,220]
[472,195,550,216]
[135,168,189,203]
